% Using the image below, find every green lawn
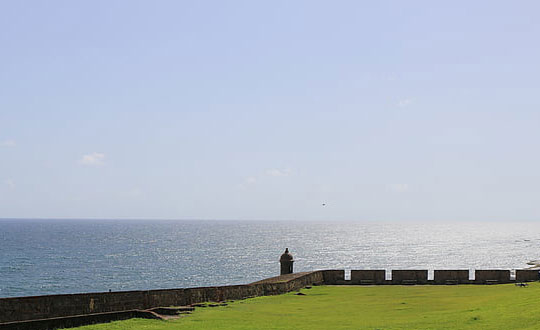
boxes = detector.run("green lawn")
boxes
[73,283,540,329]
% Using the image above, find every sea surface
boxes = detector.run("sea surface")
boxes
[1,219,540,298]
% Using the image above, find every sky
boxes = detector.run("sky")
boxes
[1,1,540,221]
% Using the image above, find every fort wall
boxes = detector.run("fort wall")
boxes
[474,270,511,284]
[391,270,428,284]
[351,270,386,284]
[516,269,538,282]
[321,270,344,284]
[1,268,537,330]
[433,270,469,284]
[0,271,324,327]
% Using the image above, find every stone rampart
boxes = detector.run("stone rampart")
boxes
[0,310,160,330]
[2,268,537,329]
[321,270,344,284]
[433,270,469,284]
[392,270,428,284]
[351,270,386,284]
[474,270,510,283]
[0,271,324,328]
[515,270,538,282]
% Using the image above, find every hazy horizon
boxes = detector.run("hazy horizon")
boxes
[1,1,540,221]
[0,217,538,224]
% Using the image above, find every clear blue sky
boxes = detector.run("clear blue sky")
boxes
[1,1,539,221]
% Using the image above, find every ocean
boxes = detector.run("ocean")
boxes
[1,219,539,298]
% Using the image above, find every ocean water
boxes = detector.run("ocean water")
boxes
[1,219,539,298]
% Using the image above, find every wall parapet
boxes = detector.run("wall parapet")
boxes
[516,269,538,282]
[0,271,324,329]
[475,270,511,284]
[319,268,537,285]
[1,268,538,330]
[351,270,385,285]
[433,270,469,284]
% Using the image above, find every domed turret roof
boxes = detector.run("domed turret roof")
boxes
[280,248,294,261]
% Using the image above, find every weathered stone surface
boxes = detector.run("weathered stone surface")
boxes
[433,270,469,284]
[321,270,344,284]
[0,310,160,330]
[147,306,193,315]
[250,272,320,284]
[351,270,385,285]
[280,248,294,275]
[515,270,538,282]
[391,270,428,284]
[475,270,510,283]
[1,267,531,330]
[0,271,324,326]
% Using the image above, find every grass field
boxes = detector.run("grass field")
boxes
[72,283,540,329]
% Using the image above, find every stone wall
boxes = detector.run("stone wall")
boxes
[0,310,160,330]
[350,270,386,284]
[474,270,510,283]
[515,270,538,282]
[2,268,537,330]
[433,270,469,284]
[0,271,323,326]
[391,270,428,284]
[321,270,344,284]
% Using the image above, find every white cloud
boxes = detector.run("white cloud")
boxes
[79,152,105,166]
[5,179,15,188]
[265,168,292,177]
[1,140,16,147]
[237,176,257,189]
[388,183,410,192]
[397,98,414,107]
